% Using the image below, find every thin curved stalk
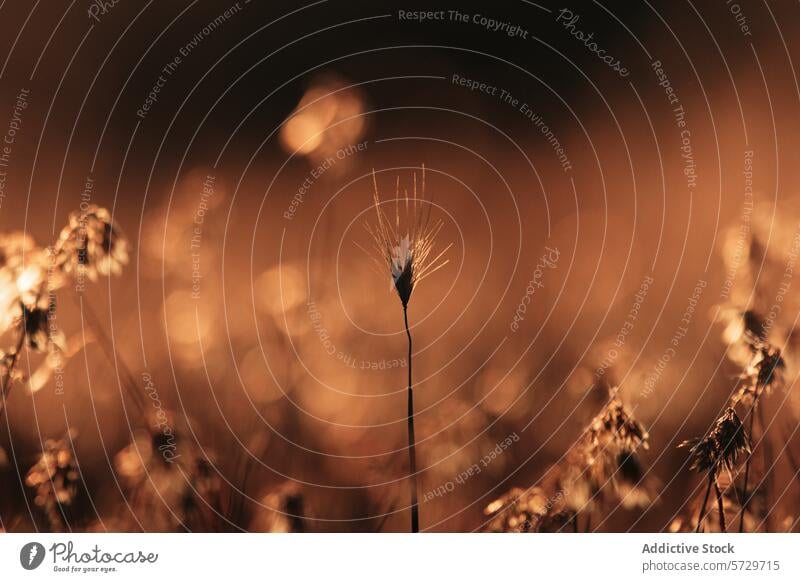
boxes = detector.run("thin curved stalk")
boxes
[403,306,419,533]
[739,399,757,532]
[757,405,773,532]
[696,473,714,533]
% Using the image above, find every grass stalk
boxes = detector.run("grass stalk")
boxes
[696,473,714,533]
[738,400,757,532]
[713,477,726,532]
[403,305,419,533]
[756,405,773,532]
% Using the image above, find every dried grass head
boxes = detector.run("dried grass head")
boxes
[572,391,653,509]
[362,167,451,308]
[482,486,555,532]
[54,205,129,282]
[730,335,786,406]
[587,395,649,453]
[681,407,750,474]
[25,429,80,531]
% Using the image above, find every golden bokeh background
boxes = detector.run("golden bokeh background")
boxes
[0,0,799,532]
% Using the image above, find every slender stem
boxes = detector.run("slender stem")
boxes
[0,324,27,423]
[714,477,726,532]
[757,405,773,532]
[696,473,714,533]
[403,305,419,533]
[739,399,757,532]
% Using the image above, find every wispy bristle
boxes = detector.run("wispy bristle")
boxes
[362,166,449,307]
[680,407,750,475]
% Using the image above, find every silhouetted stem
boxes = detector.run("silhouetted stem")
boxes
[757,405,774,532]
[696,473,714,533]
[714,477,726,532]
[739,398,758,532]
[403,305,419,533]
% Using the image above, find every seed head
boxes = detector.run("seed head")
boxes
[362,167,450,308]
[25,429,80,531]
[482,486,557,533]
[588,395,649,453]
[54,205,129,282]
[731,336,785,406]
[574,392,652,509]
[253,481,307,533]
[680,407,750,474]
